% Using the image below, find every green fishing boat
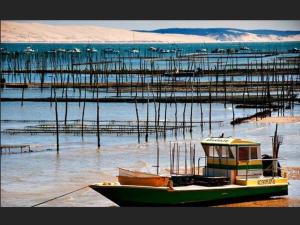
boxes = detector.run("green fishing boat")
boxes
[90,129,288,206]
[90,181,287,206]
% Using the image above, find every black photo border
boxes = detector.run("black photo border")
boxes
[1,0,300,224]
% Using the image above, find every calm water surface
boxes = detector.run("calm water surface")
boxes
[1,42,300,207]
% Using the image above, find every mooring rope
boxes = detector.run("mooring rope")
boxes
[31,185,90,207]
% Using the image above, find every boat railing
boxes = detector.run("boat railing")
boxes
[197,156,207,175]
[242,158,287,181]
[195,156,287,181]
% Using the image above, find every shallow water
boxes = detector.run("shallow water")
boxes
[2,118,300,207]
[1,42,300,207]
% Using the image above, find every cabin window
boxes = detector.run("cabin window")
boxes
[203,145,209,156]
[228,148,234,159]
[250,147,258,159]
[239,147,249,160]
[215,146,222,157]
[229,146,237,159]
[204,145,235,159]
[221,146,228,157]
[208,146,219,157]
[221,146,234,159]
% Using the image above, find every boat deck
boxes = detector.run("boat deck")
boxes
[173,184,243,191]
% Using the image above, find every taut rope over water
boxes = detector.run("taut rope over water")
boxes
[30,185,89,207]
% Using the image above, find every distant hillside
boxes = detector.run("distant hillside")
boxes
[138,28,300,42]
[2,21,300,43]
[0,21,215,43]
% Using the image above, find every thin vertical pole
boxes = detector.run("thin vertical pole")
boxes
[145,93,149,142]
[135,99,140,144]
[97,100,100,148]
[156,142,160,175]
[163,102,167,140]
[54,91,59,153]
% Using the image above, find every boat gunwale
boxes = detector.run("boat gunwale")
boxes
[90,182,288,192]
[118,167,169,177]
[117,175,170,179]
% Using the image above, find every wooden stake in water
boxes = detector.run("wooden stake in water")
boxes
[64,74,70,125]
[97,100,100,148]
[54,94,59,153]
[135,99,140,144]
[156,142,160,175]
[183,101,187,138]
[145,92,149,142]
[209,86,212,131]
[185,142,187,174]
[190,85,194,134]
[152,91,158,141]
[96,76,101,148]
[163,101,168,140]
[21,87,25,107]
[81,88,86,138]
[175,100,178,139]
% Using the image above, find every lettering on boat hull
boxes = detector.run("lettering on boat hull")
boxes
[257,178,276,185]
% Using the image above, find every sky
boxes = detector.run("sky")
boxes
[16,20,300,31]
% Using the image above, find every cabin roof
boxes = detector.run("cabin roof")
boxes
[201,137,259,146]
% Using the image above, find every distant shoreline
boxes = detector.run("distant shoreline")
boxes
[2,40,300,44]
[2,21,300,44]
[250,116,300,124]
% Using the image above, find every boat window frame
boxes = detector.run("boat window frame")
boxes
[209,145,220,158]
[250,146,258,159]
[202,144,235,159]
[220,146,235,159]
[238,146,250,161]
[237,145,260,161]
[202,144,210,157]
[229,146,237,160]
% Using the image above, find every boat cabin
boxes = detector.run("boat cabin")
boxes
[201,137,263,184]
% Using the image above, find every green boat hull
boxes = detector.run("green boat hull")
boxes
[90,184,288,206]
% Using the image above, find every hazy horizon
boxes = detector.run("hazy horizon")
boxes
[11,20,300,31]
